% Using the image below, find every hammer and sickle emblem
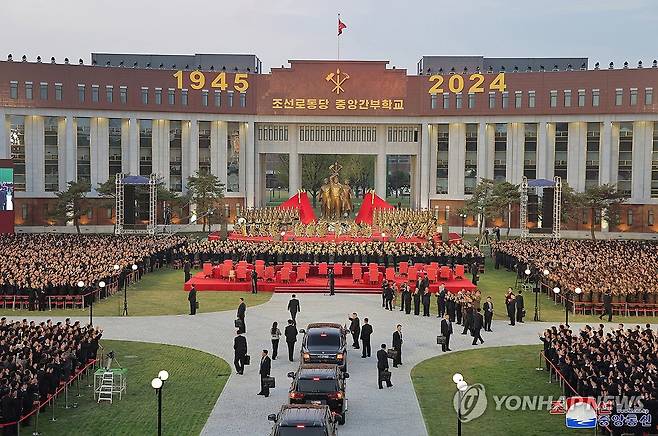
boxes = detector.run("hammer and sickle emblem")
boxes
[325,68,350,94]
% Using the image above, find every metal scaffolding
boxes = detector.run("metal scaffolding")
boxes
[552,176,562,240]
[520,176,529,239]
[114,173,124,236]
[114,174,158,235]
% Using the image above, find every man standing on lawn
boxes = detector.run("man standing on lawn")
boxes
[188,285,197,315]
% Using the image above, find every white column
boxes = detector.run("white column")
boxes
[599,120,612,185]
[486,124,495,181]
[182,118,199,192]
[448,123,465,197]
[419,122,430,208]
[25,116,44,193]
[244,121,255,207]
[375,149,387,198]
[567,122,586,191]
[609,123,620,185]
[63,115,76,189]
[632,121,652,201]
[429,124,438,196]
[91,117,109,192]
[537,122,555,180]
[211,121,228,186]
[127,118,139,175]
[289,136,300,196]
[155,119,170,183]
[0,112,7,159]
[506,122,522,184]
[476,122,488,181]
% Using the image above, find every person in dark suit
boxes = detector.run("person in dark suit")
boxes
[284,319,298,361]
[328,268,335,296]
[251,269,258,294]
[184,260,191,282]
[381,280,388,308]
[233,330,247,375]
[188,285,197,315]
[437,285,446,318]
[413,289,421,315]
[471,308,484,345]
[462,304,475,335]
[470,262,479,285]
[237,297,246,333]
[349,313,360,349]
[399,283,408,312]
[287,294,300,323]
[600,290,613,322]
[506,293,516,326]
[483,296,494,332]
[376,344,392,389]
[402,284,412,314]
[360,318,373,358]
[257,350,272,397]
[422,289,431,317]
[516,290,525,323]
[440,314,453,352]
[392,324,403,367]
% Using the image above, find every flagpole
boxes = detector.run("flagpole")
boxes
[337,13,340,60]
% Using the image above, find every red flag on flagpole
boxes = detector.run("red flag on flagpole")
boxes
[338,17,347,35]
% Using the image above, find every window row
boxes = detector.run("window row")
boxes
[258,125,289,141]
[387,126,418,142]
[298,125,377,142]
[8,81,247,108]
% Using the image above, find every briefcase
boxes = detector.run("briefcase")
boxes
[382,370,391,382]
[195,302,199,309]
[386,348,398,360]
[244,355,251,365]
[263,376,276,389]
[234,319,242,329]
[436,335,447,345]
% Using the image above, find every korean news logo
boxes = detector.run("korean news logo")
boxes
[453,383,487,423]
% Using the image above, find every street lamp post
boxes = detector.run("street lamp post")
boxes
[151,370,169,436]
[552,286,580,327]
[123,264,137,316]
[77,281,86,324]
[534,269,549,321]
[452,373,469,436]
[95,281,105,326]
[459,213,467,238]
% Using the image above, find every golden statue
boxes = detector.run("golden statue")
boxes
[320,162,354,220]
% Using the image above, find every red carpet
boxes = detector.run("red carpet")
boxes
[183,268,476,295]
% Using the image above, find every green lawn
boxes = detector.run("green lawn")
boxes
[412,345,581,436]
[0,268,271,317]
[18,340,230,436]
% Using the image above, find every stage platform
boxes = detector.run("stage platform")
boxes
[183,267,477,295]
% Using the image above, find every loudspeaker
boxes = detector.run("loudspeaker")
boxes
[124,186,136,225]
[528,194,539,223]
[542,188,554,229]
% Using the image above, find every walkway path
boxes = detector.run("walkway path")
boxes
[10,295,627,436]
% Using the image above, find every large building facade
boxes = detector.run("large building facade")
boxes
[1,53,657,234]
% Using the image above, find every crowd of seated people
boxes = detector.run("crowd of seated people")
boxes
[181,239,484,268]
[541,324,658,413]
[0,318,103,433]
[373,208,439,238]
[492,240,658,299]
[234,208,300,237]
[0,234,187,298]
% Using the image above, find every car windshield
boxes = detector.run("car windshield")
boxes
[278,427,327,436]
[307,332,340,348]
[296,379,337,393]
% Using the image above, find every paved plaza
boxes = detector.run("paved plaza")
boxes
[8,294,627,435]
